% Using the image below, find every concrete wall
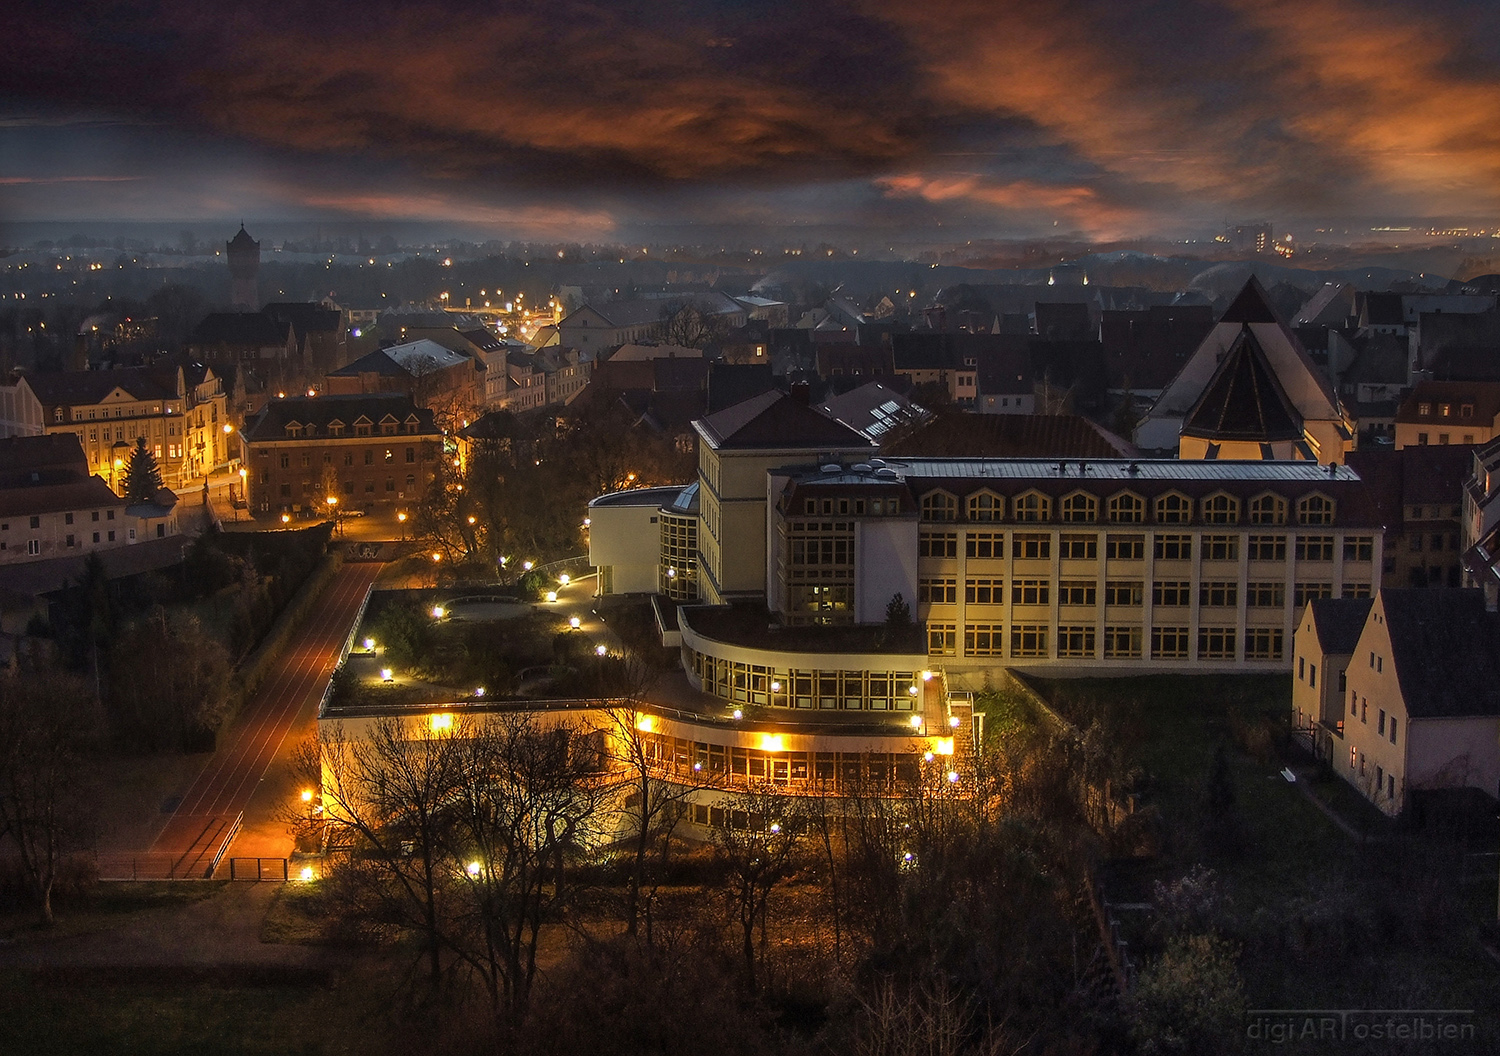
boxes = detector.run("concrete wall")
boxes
[855,517,919,624]
[588,502,661,595]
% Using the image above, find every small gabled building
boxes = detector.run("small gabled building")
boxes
[1340,588,1500,815]
[1291,596,1373,759]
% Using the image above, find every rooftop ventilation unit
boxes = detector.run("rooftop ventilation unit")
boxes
[820,463,842,473]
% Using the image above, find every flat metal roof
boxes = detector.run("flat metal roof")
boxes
[794,458,1362,484]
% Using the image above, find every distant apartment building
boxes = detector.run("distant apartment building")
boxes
[2,365,231,490]
[240,393,440,516]
[1393,381,1500,449]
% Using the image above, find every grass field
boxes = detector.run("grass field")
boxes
[1026,673,1500,1029]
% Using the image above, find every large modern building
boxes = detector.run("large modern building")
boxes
[592,390,1387,692]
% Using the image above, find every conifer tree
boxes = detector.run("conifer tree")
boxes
[121,437,164,503]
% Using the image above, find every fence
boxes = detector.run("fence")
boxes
[229,857,289,881]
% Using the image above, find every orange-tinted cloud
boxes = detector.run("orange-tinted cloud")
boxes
[877,172,1144,238]
[9,0,1500,235]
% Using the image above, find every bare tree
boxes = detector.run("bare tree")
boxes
[710,784,808,993]
[659,301,731,350]
[312,718,465,990]
[605,701,707,941]
[303,713,607,1027]
[0,671,100,925]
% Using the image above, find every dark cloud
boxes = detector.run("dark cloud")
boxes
[4,0,1500,237]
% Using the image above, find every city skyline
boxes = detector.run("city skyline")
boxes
[6,0,1500,242]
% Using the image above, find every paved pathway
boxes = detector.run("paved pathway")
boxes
[97,561,381,879]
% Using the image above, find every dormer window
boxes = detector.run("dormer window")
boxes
[921,491,957,522]
[1461,403,1474,417]
[1418,402,1431,415]
[327,419,344,437]
[1249,493,1286,525]
[284,422,302,438]
[1107,492,1145,523]
[1439,403,1451,417]
[967,491,1003,522]
[1298,493,1335,525]
[1154,492,1192,523]
[1201,493,1239,524]
[1060,491,1097,523]
[1013,491,1050,522]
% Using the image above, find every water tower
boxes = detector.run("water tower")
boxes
[227,223,260,308]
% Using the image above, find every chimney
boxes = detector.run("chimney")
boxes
[789,382,810,405]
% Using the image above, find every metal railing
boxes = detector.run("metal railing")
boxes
[229,857,289,881]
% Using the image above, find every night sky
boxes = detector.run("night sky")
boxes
[6,0,1500,240]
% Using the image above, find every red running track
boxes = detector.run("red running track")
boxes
[100,562,381,879]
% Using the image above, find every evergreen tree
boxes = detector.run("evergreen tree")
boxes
[120,437,164,504]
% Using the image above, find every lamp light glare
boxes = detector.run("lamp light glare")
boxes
[300,789,314,803]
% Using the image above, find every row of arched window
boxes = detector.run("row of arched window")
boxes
[919,489,1337,526]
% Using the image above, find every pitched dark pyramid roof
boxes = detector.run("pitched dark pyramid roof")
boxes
[1181,326,1304,442]
[1218,276,1281,324]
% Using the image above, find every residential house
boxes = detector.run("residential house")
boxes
[0,433,179,565]
[1338,589,1500,815]
[1291,596,1372,758]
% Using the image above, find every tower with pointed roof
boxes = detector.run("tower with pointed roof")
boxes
[1136,277,1354,462]
[226,224,260,309]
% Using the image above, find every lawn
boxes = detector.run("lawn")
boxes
[1024,674,1500,1025]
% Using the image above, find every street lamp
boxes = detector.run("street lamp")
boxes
[326,494,339,535]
